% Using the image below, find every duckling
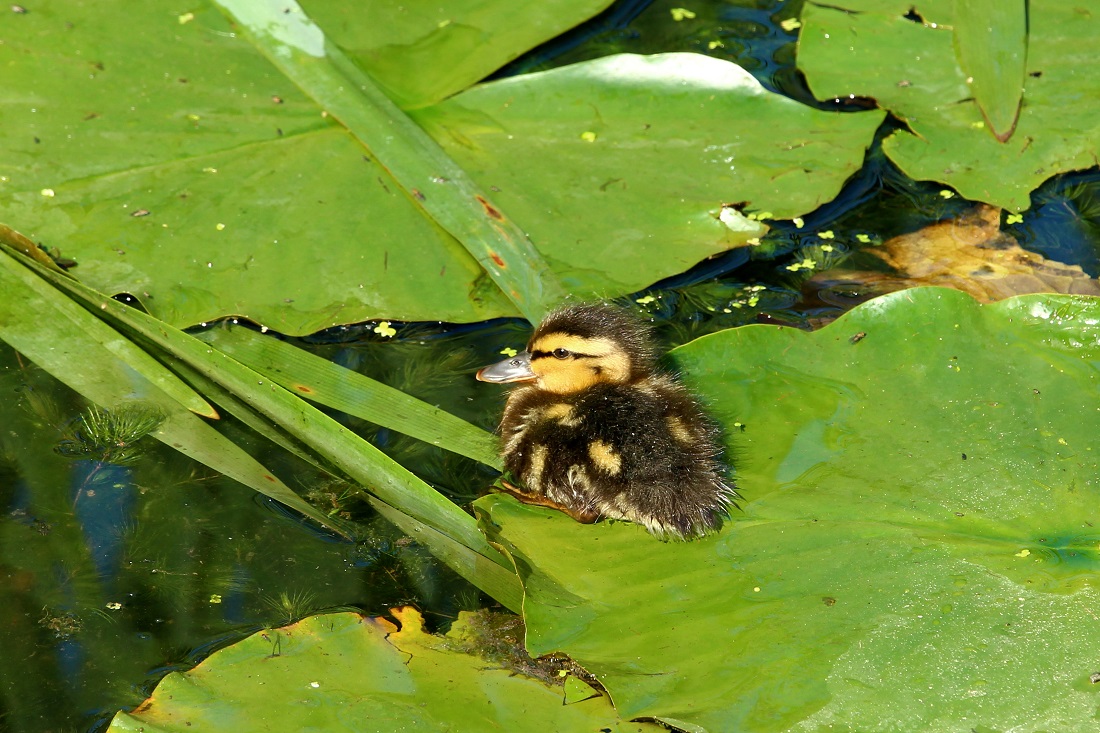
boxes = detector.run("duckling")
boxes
[477,303,736,539]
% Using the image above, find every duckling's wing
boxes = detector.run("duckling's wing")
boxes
[578,381,734,538]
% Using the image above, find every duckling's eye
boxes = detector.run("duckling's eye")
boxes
[552,348,571,359]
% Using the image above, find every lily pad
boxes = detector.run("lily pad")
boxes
[797,0,1100,211]
[0,0,511,334]
[1,0,883,333]
[478,288,1100,731]
[107,608,660,732]
[414,53,885,297]
[299,0,617,109]
[952,0,1027,141]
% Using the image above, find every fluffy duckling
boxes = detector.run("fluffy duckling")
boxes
[477,303,736,539]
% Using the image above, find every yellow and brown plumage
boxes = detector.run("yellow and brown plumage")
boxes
[476,303,736,539]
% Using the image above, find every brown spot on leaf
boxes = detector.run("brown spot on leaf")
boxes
[490,252,505,267]
[295,385,314,394]
[476,195,504,220]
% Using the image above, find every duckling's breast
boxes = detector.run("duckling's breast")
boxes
[499,387,593,506]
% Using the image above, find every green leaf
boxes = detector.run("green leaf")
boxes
[952,0,1027,142]
[478,288,1100,730]
[414,53,884,296]
[36,262,501,562]
[0,0,517,333]
[564,674,602,704]
[797,0,1100,210]
[1,0,884,333]
[198,324,501,469]
[107,609,660,732]
[213,0,567,323]
[300,0,617,110]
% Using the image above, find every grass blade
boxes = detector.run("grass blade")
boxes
[370,498,522,613]
[200,326,501,470]
[0,234,215,419]
[12,250,507,567]
[167,352,519,605]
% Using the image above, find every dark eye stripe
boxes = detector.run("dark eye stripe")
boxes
[531,350,593,360]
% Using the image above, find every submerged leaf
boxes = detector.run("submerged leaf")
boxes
[55,404,164,466]
[808,205,1100,311]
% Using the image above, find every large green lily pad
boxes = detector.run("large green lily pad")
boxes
[478,288,1100,731]
[797,0,1100,211]
[108,608,660,732]
[299,0,616,109]
[0,0,513,334]
[1,0,882,333]
[414,53,884,297]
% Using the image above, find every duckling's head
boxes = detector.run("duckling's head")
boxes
[477,304,657,394]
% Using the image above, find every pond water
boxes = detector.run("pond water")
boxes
[2,1,1099,731]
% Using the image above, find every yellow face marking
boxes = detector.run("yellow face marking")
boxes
[526,443,548,492]
[528,335,631,393]
[666,416,694,445]
[587,439,622,475]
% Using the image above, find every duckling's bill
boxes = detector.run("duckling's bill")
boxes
[476,352,535,383]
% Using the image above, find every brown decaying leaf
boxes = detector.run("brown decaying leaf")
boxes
[807,204,1100,324]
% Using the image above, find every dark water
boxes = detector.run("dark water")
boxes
[2,1,1099,731]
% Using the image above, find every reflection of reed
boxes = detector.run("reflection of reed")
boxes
[261,589,319,625]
